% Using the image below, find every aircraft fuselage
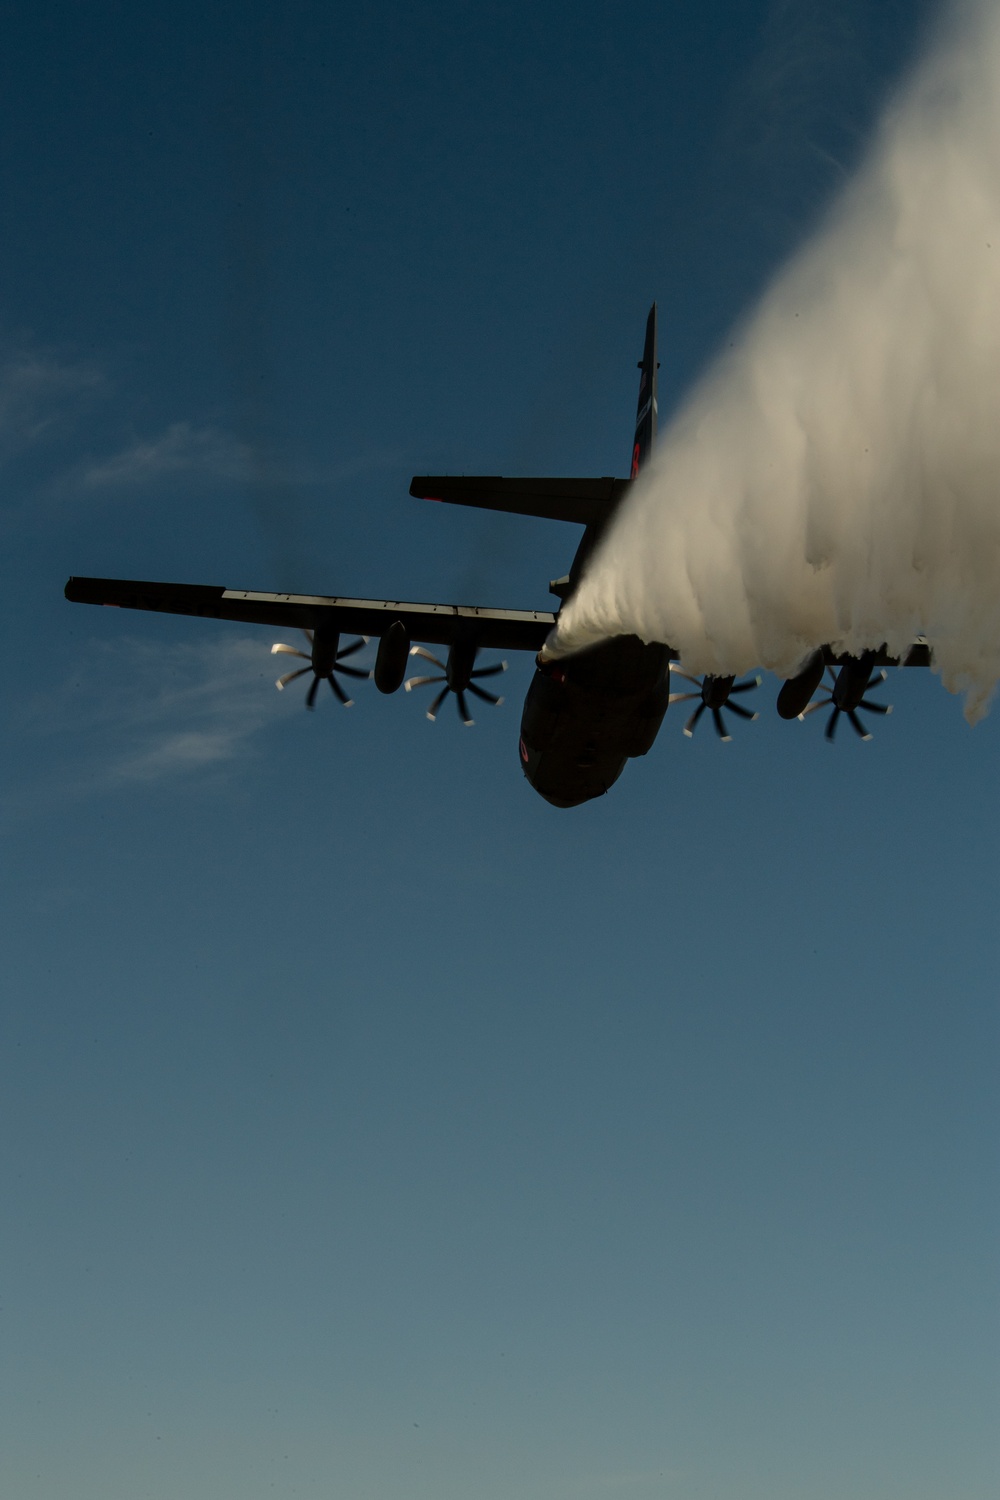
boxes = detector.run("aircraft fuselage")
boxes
[517,303,665,806]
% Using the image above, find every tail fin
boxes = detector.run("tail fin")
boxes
[631,303,658,477]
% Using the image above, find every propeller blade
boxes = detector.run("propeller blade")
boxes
[335,636,367,660]
[825,707,841,741]
[456,690,474,726]
[471,662,508,679]
[847,709,872,741]
[329,675,353,707]
[725,701,758,721]
[410,646,446,670]
[277,667,311,689]
[305,675,320,709]
[302,629,314,645]
[730,676,762,695]
[683,702,707,738]
[669,666,702,688]
[271,644,311,659]
[711,707,732,742]
[798,698,830,719]
[336,664,371,680]
[468,681,502,706]
[426,686,450,721]
[859,698,892,714]
[668,692,700,705]
[405,674,446,691]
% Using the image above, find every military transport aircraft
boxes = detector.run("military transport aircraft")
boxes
[65,305,931,808]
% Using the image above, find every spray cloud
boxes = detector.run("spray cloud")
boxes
[550,0,1000,721]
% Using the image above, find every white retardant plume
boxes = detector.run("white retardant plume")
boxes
[548,0,1000,721]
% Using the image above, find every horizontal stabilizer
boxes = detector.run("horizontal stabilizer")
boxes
[410,475,631,525]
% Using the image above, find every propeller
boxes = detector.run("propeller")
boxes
[669,666,761,741]
[271,628,370,708]
[404,641,507,725]
[798,664,892,741]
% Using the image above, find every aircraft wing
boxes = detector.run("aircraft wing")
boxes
[64,577,932,667]
[410,475,632,525]
[64,576,556,653]
[826,643,931,667]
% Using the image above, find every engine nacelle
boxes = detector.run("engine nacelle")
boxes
[310,625,340,677]
[832,651,878,711]
[776,651,825,719]
[445,636,478,691]
[374,620,410,693]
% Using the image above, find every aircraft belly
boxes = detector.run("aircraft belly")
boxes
[518,661,669,808]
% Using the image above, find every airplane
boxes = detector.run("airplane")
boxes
[65,305,932,808]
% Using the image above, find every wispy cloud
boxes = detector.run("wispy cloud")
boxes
[0,336,406,506]
[0,340,256,505]
[81,420,254,489]
[6,630,347,818]
[75,418,405,498]
[0,348,104,459]
[115,727,251,779]
[73,634,281,782]
[0,337,408,556]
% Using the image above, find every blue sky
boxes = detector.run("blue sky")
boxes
[1,3,997,1498]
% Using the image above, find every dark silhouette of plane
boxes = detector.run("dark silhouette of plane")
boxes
[65,305,930,807]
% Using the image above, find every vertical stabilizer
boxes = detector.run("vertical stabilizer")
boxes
[631,303,658,476]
